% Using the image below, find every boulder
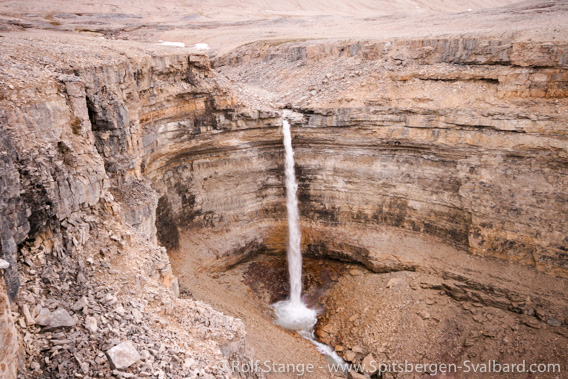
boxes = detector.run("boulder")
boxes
[36,308,76,329]
[106,341,140,370]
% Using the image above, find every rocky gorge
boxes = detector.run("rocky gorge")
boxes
[1,0,568,378]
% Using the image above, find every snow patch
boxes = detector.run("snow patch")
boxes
[194,43,210,50]
[158,40,185,47]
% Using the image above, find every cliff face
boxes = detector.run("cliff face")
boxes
[0,35,265,378]
[7,35,561,278]
[0,27,567,377]
[216,37,568,276]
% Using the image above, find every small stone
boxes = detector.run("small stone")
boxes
[81,362,89,374]
[352,346,364,354]
[182,357,195,369]
[386,278,401,288]
[425,298,435,305]
[106,341,140,370]
[522,317,541,329]
[85,316,98,333]
[132,309,143,323]
[343,350,356,362]
[72,296,89,311]
[102,293,117,305]
[0,259,9,269]
[547,318,562,327]
[23,304,35,325]
[348,370,366,379]
[113,370,135,378]
[140,350,152,361]
[472,314,484,323]
[418,310,431,320]
[464,338,476,347]
[361,353,378,375]
[95,355,106,365]
[35,308,50,325]
[115,305,126,316]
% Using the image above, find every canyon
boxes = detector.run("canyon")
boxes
[1,0,568,378]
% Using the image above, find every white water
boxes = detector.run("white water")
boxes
[272,120,346,369]
[282,118,303,305]
[273,119,317,330]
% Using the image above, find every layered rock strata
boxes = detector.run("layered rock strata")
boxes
[0,27,567,377]
[216,37,568,276]
[0,34,265,378]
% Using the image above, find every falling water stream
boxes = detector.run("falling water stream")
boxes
[272,119,345,368]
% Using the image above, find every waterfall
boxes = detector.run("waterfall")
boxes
[282,119,303,305]
[272,119,317,331]
[272,119,346,369]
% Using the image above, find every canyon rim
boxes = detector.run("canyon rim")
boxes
[0,0,567,378]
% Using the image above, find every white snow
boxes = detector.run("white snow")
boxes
[158,40,185,47]
[194,43,210,50]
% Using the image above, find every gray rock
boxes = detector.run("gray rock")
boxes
[72,296,89,311]
[35,308,52,326]
[85,316,98,333]
[106,341,140,370]
[140,350,151,361]
[37,307,76,329]
[132,309,143,323]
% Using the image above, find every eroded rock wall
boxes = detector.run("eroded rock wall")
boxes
[217,37,568,276]
[0,35,266,378]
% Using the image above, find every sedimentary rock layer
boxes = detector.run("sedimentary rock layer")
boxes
[0,35,269,378]
[0,29,567,376]
[217,37,568,275]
